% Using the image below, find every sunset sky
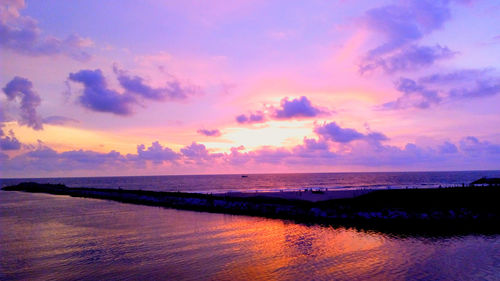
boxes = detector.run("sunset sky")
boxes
[1,0,499,177]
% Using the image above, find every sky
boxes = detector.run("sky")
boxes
[1,0,500,178]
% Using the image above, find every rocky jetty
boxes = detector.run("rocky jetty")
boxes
[3,182,500,233]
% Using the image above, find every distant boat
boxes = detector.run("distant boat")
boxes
[241,175,248,178]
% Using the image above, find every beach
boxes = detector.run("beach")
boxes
[223,188,374,202]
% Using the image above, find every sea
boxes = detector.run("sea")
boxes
[1,171,500,280]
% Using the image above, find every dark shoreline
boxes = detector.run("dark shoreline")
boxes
[3,182,500,235]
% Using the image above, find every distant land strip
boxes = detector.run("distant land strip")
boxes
[3,182,500,234]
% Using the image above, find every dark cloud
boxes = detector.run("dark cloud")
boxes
[274,96,325,119]
[68,68,198,115]
[42,115,79,126]
[0,1,92,61]
[382,70,500,110]
[197,128,221,137]
[314,122,389,145]
[315,122,365,143]
[114,67,197,101]
[360,45,455,74]
[68,69,136,115]
[2,76,43,130]
[359,0,461,74]
[0,128,21,150]
[236,111,266,124]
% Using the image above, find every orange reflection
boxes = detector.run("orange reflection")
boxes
[211,217,390,280]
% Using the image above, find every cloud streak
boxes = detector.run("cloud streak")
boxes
[360,45,455,74]
[382,69,500,109]
[197,128,221,137]
[42,115,80,126]
[114,67,198,101]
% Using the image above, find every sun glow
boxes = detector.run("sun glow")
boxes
[222,121,313,151]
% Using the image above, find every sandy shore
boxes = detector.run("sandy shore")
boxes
[222,189,375,202]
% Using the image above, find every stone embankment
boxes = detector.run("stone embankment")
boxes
[3,182,500,233]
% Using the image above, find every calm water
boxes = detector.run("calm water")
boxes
[1,171,500,280]
[2,170,500,193]
[1,191,500,280]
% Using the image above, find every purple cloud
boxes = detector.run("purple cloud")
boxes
[2,135,500,175]
[60,149,125,166]
[68,69,136,115]
[274,96,325,119]
[68,68,198,115]
[236,96,328,124]
[197,129,221,137]
[382,77,441,109]
[314,122,389,145]
[129,141,180,164]
[382,69,500,110]
[236,111,266,124]
[0,128,21,151]
[362,0,451,56]
[418,69,489,84]
[360,45,455,74]
[1,141,126,173]
[42,115,79,126]
[114,67,197,101]
[302,138,329,151]
[439,141,458,154]
[449,78,500,99]
[0,2,92,61]
[181,142,218,163]
[459,136,500,155]
[315,122,365,143]
[2,76,43,130]
[359,0,460,74]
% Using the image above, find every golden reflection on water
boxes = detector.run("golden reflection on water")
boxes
[1,191,499,281]
[210,218,390,280]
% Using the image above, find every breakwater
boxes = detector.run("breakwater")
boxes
[3,182,500,233]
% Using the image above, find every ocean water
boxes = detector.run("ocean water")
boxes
[2,170,500,193]
[1,171,500,280]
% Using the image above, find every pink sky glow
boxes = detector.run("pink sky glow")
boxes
[1,0,499,177]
